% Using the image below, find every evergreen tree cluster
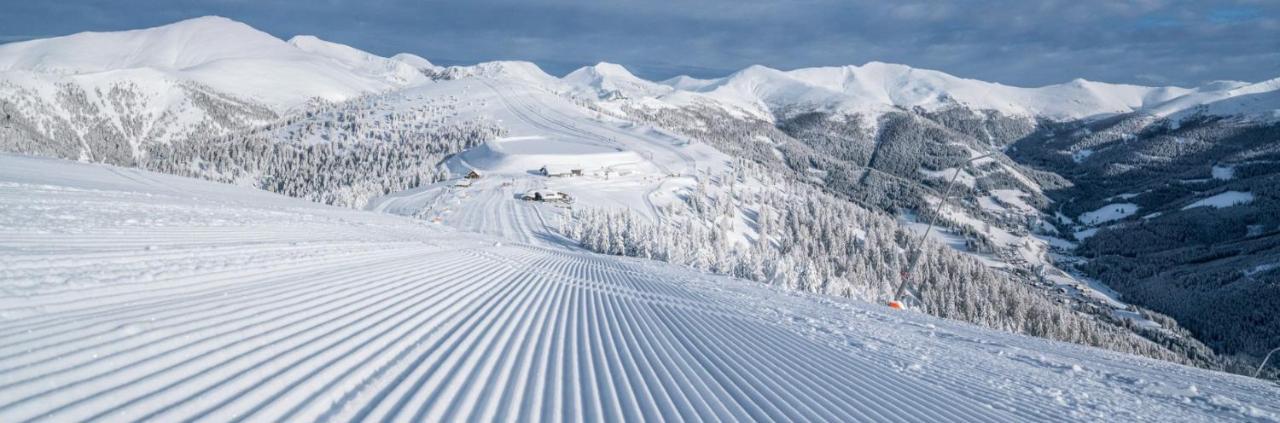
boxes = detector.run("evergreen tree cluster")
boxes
[560,159,1223,369]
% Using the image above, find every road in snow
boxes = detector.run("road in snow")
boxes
[3,156,1279,422]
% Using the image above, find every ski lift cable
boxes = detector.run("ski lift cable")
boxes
[1255,346,1280,378]
[890,152,996,309]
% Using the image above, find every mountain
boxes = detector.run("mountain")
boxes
[660,74,715,91]
[0,16,424,108]
[0,16,432,164]
[561,62,673,100]
[1146,77,1280,121]
[643,62,1269,123]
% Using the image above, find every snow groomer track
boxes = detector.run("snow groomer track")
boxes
[0,155,1276,422]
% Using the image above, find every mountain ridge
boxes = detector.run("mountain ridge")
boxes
[3,16,1276,122]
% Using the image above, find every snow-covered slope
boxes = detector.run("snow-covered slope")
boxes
[288,35,427,87]
[2,154,1277,422]
[0,16,425,109]
[1148,77,1280,121]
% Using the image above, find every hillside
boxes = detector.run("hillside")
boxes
[3,154,1278,421]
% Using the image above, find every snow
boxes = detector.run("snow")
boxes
[919,167,976,188]
[1246,263,1278,277]
[1035,234,1077,250]
[1074,228,1099,241]
[1182,191,1255,210]
[1079,203,1139,225]
[1072,149,1094,163]
[459,136,650,176]
[987,189,1035,213]
[1212,165,1236,181]
[2,154,1275,422]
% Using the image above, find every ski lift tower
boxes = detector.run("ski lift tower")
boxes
[888,152,996,310]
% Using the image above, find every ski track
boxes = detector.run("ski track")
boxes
[3,156,1279,422]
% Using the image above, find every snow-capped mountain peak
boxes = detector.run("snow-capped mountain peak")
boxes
[1146,76,1280,121]
[562,62,671,99]
[0,16,427,109]
[659,75,714,91]
[685,61,1201,121]
[390,53,439,71]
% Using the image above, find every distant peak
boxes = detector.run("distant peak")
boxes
[170,15,238,25]
[859,60,901,69]
[286,35,323,45]
[740,64,781,73]
[154,15,259,33]
[591,62,633,75]
[447,60,557,83]
[391,53,436,70]
[727,64,786,81]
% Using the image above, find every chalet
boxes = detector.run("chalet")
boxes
[539,165,583,177]
[522,189,571,203]
[465,170,482,179]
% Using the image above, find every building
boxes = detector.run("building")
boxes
[522,189,570,203]
[465,170,482,179]
[539,165,583,177]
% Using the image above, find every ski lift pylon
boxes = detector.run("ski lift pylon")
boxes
[888,152,996,310]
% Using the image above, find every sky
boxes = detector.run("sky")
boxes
[1,0,1277,87]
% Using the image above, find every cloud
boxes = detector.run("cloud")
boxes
[0,0,1276,87]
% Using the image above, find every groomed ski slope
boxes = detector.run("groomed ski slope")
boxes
[1,154,1277,422]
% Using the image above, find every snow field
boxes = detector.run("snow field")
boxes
[1183,191,1254,210]
[4,155,1278,421]
[1079,203,1139,225]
